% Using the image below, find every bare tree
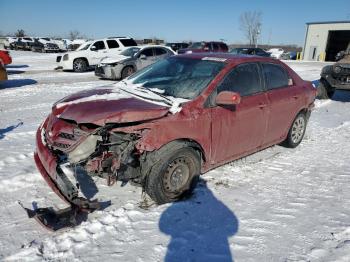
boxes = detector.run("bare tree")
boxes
[15,29,26,37]
[239,11,262,47]
[68,30,82,40]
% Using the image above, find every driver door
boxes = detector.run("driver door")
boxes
[90,40,107,65]
[209,63,269,164]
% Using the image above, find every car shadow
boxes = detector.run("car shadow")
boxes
[0,79,37,89]
[0,121,24,140]
[75,167,99,200]
[159,179,239,262]
[6,65,29,68]
[331,90,350,102]
[7,70,25,75]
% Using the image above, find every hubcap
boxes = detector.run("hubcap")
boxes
[291,116,305,144]
[163,157,191,193]
[126,67,134,76]
[74,61,83,71]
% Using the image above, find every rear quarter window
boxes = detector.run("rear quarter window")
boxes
[120,39,137,47]
[262,63,289,90]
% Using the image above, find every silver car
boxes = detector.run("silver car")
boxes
[95,45,175,80]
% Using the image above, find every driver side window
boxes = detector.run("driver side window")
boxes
[140,48,154,57]
[91,41,106,50]
[217,63,263,97]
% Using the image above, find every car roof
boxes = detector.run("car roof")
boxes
[176,52,277,64]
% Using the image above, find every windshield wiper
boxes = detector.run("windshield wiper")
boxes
[120,86,173,107]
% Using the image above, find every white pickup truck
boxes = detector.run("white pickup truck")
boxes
[56,37,138,72]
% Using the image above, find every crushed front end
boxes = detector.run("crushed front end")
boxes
[31,112,146,230]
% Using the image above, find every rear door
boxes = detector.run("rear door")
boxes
[154,47,171,61]
[210,63,268,163]
[261,63,303,145]
[106,39,121,55]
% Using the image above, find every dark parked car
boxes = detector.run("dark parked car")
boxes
[31,40,59,53]
[230,47,271,57]
[12,37,35,50]
[33,54,316,227]
[178,41,228,54]
[317,46,350,99]
[165,42,189,52]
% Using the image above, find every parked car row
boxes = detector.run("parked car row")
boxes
[3,37,77,52]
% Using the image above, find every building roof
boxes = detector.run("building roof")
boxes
[306,21,350,25]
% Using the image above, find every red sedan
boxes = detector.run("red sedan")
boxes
[0,50,12,65]
[35,53,316,209]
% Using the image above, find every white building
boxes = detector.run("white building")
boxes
[303,21,350,61]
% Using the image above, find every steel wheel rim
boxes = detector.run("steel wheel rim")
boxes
[291,116,305,144]
[74,61,83,71]
[163,157,191,195]
[126,67,134,76]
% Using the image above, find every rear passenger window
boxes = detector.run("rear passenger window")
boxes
[217,63,262,96]
[92,41,105,50]
[107,40,119,49]
[154,48,167,56]
[120,39,137,47]
[262,63,289,90]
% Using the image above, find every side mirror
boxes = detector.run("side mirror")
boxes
[215,91,241,106]
[90,46,97,51]
[140,54,147,60]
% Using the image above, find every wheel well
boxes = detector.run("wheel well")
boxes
[123,65,135,71]
[159,139,206,164]
[73,57,89,66]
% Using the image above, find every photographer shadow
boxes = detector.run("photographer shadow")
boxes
[159,180,239,262]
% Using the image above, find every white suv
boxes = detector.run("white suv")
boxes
[56,37,138,72]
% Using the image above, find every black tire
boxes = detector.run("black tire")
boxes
[121,66,135,79]
[317,79,334,99]
[145,147,200,204]
[284,112,307,148]
[73,58,88,72]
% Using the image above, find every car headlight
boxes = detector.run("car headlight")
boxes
[68,135,101,164]
[63,54,69,61]
[334,66,342,74]
[186,50,193,54]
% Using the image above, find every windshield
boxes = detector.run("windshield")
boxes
[189,42,204,49]
[121,47,141,57]
[128,57,225,99]
[77,42,91,50]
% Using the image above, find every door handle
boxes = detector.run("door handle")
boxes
[293,95,299,99]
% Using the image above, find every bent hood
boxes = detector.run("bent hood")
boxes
[100,55,129,65]
[52,88,170,126]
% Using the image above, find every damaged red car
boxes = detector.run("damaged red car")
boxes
[34,53,316,213]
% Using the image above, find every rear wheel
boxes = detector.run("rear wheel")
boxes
[121,66,135,79]
[317,79,334,99]
[73,58,88,72]
[284,112,307,148]
[145,147,200,204]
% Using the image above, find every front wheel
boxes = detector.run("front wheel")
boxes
[121,66,135,79]
[284,112,307,148]
[145,147,200,204]
[73,58,88,72]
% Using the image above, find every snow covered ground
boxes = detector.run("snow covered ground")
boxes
[1,51,349,261]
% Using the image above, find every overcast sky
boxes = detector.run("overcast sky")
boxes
[1,0,349,45]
